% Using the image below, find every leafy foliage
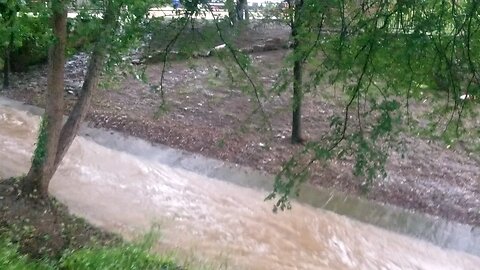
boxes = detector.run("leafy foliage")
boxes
[267,0,480,209]
[0,1,51,72]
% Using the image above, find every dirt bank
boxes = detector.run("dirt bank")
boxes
[0,178,120,260]
[1,25,479,227]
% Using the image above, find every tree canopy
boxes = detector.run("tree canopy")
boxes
[266,0,480,210]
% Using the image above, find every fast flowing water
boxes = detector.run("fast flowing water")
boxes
[1,97,479,270]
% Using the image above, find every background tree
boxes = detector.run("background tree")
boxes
[273,0,335,143]
[0,0,19,88]
[289,0,304,143]
[225,0,248,25]
[0,1,51,89]
[236,0,248,21]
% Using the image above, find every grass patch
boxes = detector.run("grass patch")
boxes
[60,244,181,270]
[0,234,184,270]
[0,237,52,270]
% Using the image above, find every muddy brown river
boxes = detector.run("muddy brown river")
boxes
[1,97,479,269]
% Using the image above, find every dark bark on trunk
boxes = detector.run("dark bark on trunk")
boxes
[236,0,248,21]
[291,57,303,144]
[2,24,14,89]
[22,1,67,197]
[53,1,118,172]
[236,2,243,20]
[2,49,9,89]
[22,0,119,198]
[227,0,236,25]
[53,40,107,169]
[290,0,304,144]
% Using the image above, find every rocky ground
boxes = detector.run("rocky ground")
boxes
[1,24,480,227]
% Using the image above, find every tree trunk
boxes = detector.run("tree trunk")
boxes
[22,0,119,198]
[290,0,304,144]
[22,0,67,197]
[291,57,303,144]
[2,22,14,89]
[226,0,235,25]
[53,37,108,170]
[53,1,118,170]
[236,0,247,21]
[2,47,9,89]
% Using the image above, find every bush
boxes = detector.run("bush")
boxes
[8,14,51,72]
